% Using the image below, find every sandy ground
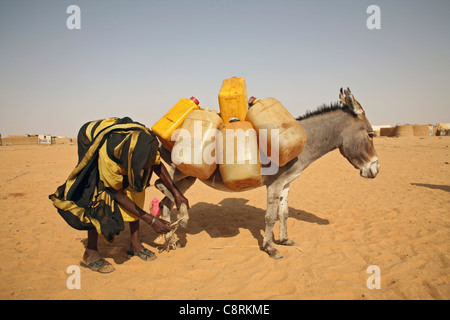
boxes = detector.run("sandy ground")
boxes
[0,136,449,300]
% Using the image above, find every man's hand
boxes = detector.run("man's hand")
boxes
[143,215,171,234]
[113,189,172,234]
[152,217,172,234]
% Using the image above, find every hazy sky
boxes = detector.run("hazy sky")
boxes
[1,0,449,137]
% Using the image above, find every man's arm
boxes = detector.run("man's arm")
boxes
[112,189,171,234]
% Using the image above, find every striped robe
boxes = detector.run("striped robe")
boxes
[49,117,159,242]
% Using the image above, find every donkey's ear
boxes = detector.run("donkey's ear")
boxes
[340,87,365,117]
[339,88,346,105]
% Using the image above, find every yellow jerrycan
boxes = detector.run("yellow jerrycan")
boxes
[218,77,248,123]
[246,97,307,167]
[151,97,200,151]
[217,119,262,191]
[172,109,224,179]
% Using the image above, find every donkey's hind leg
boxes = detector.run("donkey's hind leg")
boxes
[278,183,296,246]
[277,183,300,249]
[262,184,283,259]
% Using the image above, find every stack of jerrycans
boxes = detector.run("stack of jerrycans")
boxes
[151,77,307,189]
[217,77,262,191]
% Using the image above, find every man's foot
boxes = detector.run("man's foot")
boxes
[127,244,157,261]
[80,258,115,273]
[81,250,115,273]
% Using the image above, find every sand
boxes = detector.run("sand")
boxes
[0,136,449,300]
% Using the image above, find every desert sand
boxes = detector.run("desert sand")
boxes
[0,136,449,300]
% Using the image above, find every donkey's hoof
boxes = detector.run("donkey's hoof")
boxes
[175,241,183,249]
[270,250,283,259]
[280,239,297,247]
[265,247,283,259]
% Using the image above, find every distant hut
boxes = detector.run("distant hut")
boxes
[436,123,450,136]
[394,125,414,137]
[373,125,393,137]
[413,125,433,136]
[38,134,52,144]
[380,127,396,137]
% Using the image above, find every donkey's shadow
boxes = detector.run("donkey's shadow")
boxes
[175,198,329,249]
[82,198,329,264]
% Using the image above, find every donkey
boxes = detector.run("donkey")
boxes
[155,88,380,259]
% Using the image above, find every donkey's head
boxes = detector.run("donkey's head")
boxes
[338,88,380,178]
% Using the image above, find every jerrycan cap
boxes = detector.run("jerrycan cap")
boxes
[248,96,259,106]
[189,96,200,105]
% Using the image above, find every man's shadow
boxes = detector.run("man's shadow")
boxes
[82,198,329,264]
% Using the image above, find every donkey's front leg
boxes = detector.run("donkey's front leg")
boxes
[159,192,174,223]
[157,163,177,223]
[157,175,196,227]
[262,186,283,259]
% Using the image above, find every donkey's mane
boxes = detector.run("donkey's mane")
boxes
[297,102,355,121]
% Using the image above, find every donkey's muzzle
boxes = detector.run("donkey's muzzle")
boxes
[360,159,380,179]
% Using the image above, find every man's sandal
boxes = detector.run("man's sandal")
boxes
[80,258,115,273]
[127,247,157,261]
